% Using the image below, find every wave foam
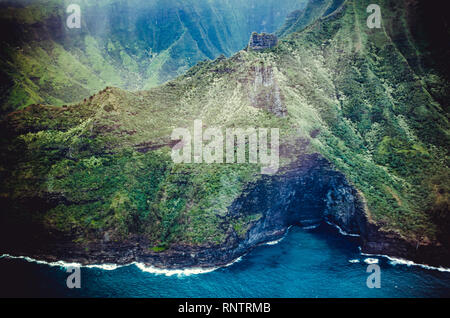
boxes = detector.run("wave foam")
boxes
[361,252,450,273]
[1,254,122,270]
[133,262,218,277]
[0,253,244,276]
[266,238,284,246]
[225,256,243,267]
[265,226,295,246]
[1,254,84,269]
[364,258,379,264]
[325,221,360,237]
[85,264,121,271]
[387,256,450,273]
[302,224,320,230]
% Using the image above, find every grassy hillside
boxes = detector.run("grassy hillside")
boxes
[0,0,448,255]
[0,0,306,115]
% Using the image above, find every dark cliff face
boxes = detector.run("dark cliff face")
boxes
[230,154,356,234]
[230,153,365,257]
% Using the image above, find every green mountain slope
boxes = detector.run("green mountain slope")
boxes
[0,0,449,266]
[0,0,306,115]
[277,0,344,37]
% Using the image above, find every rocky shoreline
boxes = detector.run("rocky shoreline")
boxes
[2,154,450,270]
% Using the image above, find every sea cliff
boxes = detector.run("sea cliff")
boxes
[2,153,448,269]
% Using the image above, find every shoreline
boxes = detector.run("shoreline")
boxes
[360,251,450,273]
[2,223,450,275]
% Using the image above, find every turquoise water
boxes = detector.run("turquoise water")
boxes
[1,224,450,298]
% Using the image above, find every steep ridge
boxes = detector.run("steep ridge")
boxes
[0,0,306,115]
[0,0,449,268]
[277,0,344,37]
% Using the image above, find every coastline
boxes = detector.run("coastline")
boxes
[1,155,449,274]
[2,222,450,276]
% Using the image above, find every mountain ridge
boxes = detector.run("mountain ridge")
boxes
[0,0,306,115]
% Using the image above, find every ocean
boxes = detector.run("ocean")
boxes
[1,223,449,298]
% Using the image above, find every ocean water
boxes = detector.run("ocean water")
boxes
[1,223,450,298]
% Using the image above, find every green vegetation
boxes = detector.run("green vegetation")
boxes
[0,0,448,252]
[274,0,449,241]
[277,0,342,37]
[0,0,305,116]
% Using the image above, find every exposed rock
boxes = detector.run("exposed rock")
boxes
[247,64,287,117]
[248,32,278,51]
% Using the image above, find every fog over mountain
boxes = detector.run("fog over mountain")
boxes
[0,0,307,114]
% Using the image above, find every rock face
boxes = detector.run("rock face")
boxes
[248,32,278,50]
[247,64,287,117]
